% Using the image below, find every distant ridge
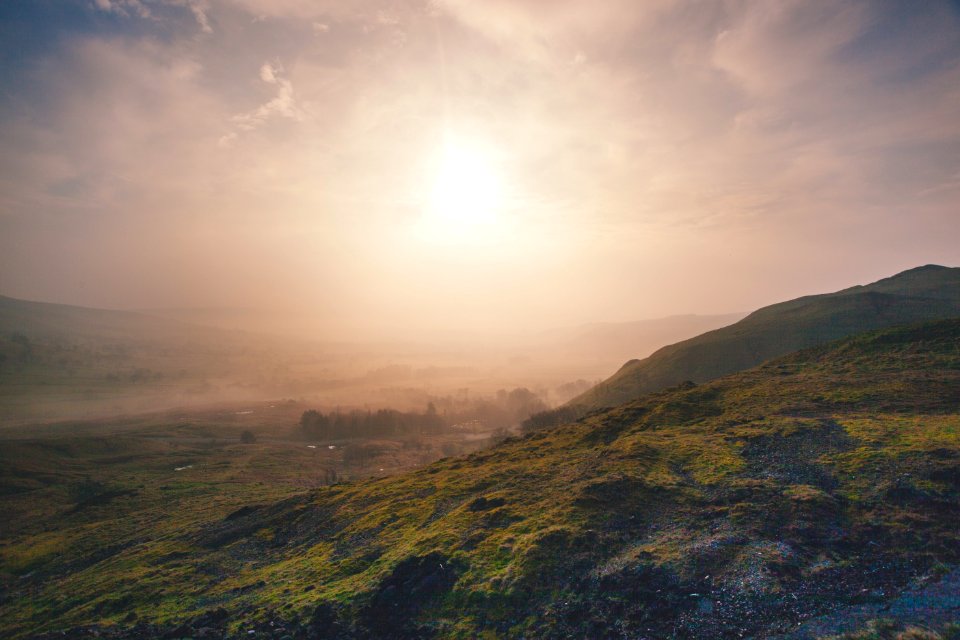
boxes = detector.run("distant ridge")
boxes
[572,264,960,409]
[0,294,224,342]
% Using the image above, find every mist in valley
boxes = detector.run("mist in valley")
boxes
[0,293,744,431]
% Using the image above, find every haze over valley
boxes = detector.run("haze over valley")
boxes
[0,292,747,425]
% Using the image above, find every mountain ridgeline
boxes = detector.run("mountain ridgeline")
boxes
[571,264,960,410]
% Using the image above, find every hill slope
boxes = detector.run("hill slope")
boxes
[572,264,960,410]
[3,319,960,638]
[0,295,233,343]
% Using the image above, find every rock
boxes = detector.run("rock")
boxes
[467,496,506,511]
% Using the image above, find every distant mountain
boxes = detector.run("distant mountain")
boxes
[572,264,960,409]
[0,294,226,343]
[0,295,308,425]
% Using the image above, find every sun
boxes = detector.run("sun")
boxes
[421,137,504,240]
[429,142,502,225]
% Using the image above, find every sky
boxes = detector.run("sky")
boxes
[0,0,958,341]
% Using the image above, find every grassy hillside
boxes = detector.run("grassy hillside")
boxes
[572,264,960,410]
[2,319,959,638]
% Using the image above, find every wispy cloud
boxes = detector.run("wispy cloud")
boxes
[226,62,302,138]
[93,0,214,33]
[92,0,152,18]
[185,0,213,33]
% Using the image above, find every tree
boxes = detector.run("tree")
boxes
[240,430,257,444]
[520,406,584,434]
[506,387,549,421]
[300,409,330,439]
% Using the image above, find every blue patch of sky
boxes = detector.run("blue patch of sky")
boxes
[832,1,960,87]
[0,1,189,104]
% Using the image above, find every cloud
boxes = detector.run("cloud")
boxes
[2,0,959,331]
[259,62,277,83]
[216,0,420,23]
[186,0,213,33]
[229,62,302,133]
[0,37,222,213]
[92,0,214,33]
[92,0,152,18]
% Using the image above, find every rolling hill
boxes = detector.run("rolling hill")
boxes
[0,295,235,344]
[3,318,959,638]
[0,295,307,424]
[571,264,960,410]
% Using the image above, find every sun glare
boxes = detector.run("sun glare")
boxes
[421,137,504,241]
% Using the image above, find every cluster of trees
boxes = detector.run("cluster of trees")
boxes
[520,405,586,434]
[435,387,549,431]
[299,387,556,441]
[300,403,446,440]
[0,332,33,367]
[553,379,593,403]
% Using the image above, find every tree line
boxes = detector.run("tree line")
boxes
[299,387,554,440]
[520,405,586,434]
[299,403,446,440]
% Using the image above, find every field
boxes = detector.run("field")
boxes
[0,401,501,638]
